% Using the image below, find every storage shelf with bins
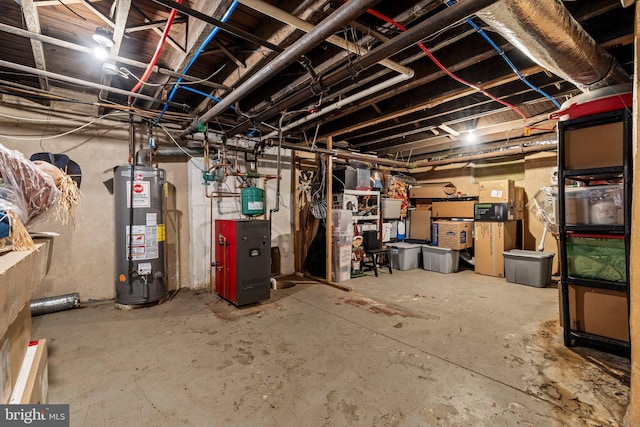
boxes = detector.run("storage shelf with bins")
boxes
[557,108,632,352]
[335,189,381,223]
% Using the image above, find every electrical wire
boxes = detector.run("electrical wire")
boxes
[156,0,239,124]
[128,0,184,105]
[57,0,87,21]
[157,123,206,171]
[0,112,124,141]
[445,0,561,109]
[363,6,528,123]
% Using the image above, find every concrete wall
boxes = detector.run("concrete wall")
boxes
[0,99,190,300]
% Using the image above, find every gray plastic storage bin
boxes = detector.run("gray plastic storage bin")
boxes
[502,250,555,287]
[421,245,459,273]
[388,242,421,270]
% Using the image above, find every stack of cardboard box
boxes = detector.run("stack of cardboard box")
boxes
[0,242,50,404]
[474,180,520,277]
[408,183,457,241]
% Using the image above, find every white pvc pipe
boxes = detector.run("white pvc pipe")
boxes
[264,73,411,138]
[238,0,414,78]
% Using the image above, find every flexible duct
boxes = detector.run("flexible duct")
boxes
[30,293,80,316]
[476,0,630,92]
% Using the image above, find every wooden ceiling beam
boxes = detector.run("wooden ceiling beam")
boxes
[21,0,50,93]
[126,17,187,33]
[130,3,186,53]
[99,0,131,105]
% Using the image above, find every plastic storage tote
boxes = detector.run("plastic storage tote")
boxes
[566,233,626,283]
[503,250,555,287]
[421,245,459,274]
[387,242,421,270]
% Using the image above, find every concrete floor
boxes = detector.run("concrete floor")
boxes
[32,268,630,426]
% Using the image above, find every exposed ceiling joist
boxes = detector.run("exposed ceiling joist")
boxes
[99,0,132,102]
[81,0,115,27]
[34,0,83,6]
[131,3,186,54]
[21,0,50,93]
[126,17,187,33]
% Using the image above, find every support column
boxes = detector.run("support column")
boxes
[626,5,640,426]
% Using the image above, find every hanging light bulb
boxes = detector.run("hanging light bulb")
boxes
[464,130,477,144]
[92,27,114,48]
[93,45,109,61]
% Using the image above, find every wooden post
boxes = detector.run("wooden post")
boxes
[626,6,639,426]
[325,136,333,283]
[293,152,302,273]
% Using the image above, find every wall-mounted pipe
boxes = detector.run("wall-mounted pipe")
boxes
[181,0,385,136]
[226,0,498,137]
[264,73,411,138]
[137,128,554,170]
[476,0,630,91]
[0,59,183,107]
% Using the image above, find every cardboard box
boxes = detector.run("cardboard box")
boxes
[9,339,47,404]
[479,180,515,204]
[564,121,623,170]
[0,303,32,403]
[431,200,476,218]
[431,221,472,250]
[409,183,456,199]
[474,203,515,221]
[474,221,517,277]
[0,242,49,334]
[559,284,629,342]
[409,209,431,240]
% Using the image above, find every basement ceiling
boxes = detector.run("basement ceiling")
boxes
[0,0,635,162]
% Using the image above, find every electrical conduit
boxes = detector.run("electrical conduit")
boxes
[129,0,184,105]
[155,0,239,123]
[362,4,528,122]
[445,0,561,109]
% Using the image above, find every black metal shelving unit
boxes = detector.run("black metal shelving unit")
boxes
[557,109,632,353]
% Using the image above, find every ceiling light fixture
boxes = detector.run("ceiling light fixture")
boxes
[93,46,109,61]
[92,27,114,48]
[464,130,477,144]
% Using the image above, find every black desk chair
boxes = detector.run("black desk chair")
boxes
[362,247,393,277]
[361,231,392,277]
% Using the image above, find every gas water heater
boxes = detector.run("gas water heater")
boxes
[215,219,271,306]
[114,165,167,305]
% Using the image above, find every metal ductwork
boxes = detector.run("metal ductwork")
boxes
[476,0,630,92]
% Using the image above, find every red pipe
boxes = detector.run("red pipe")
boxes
[358,3,528,122]
[128,1,183,105]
